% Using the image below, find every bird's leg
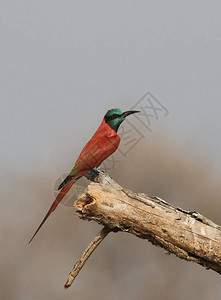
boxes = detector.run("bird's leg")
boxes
[84,168,102,182]
[91,168,100,176]
[89,168,100,178]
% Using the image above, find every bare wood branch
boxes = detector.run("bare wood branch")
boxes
[74,170,221,275]
[64,226,110,288]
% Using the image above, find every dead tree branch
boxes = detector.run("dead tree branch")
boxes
[64,226,110,288]
[65,170,221,287]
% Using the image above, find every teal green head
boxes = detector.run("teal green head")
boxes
[104,108,140,132]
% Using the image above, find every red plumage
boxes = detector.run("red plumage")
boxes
[74,118,120,176]
[29,118,120,243]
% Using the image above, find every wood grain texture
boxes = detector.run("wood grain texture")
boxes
[75,171,221,275]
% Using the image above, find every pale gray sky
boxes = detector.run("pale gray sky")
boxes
[1,1,221,176]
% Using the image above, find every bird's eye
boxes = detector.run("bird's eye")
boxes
[105,113,120,122]
[112,114,119,118]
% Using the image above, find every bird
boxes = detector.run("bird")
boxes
[29,108,140,243]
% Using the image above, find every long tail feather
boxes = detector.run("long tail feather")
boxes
[29,181,75,244]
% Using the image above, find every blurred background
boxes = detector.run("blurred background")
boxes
[1,1,221,299]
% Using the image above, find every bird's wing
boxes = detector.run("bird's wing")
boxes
[29,134,120,242]
[58,134,120,190]
[74,134,120,175]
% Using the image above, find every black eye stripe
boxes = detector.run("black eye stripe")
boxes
[105,114,121,121]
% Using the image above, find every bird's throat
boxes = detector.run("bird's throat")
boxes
[105,118,122,132]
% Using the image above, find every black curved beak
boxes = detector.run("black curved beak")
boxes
[121,110,140,118]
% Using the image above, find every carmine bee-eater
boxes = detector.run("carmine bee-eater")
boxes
[29,108,139,243]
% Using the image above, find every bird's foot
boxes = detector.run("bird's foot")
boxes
[90,168,100,176]
[84,168,101,182]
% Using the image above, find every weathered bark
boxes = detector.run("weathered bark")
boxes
[75,170,221,275]
[64,227,110,288]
